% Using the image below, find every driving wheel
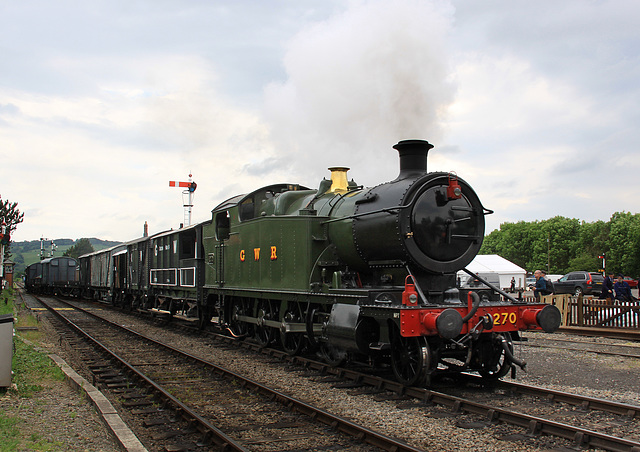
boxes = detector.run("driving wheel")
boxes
[254,300,275,346]
[280,310,305,355]
[391,335,430,386]
[228,298,249,337]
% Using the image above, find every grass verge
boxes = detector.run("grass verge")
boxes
[0,287,66,451]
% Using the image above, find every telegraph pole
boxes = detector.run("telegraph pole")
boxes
[547,232,550,273]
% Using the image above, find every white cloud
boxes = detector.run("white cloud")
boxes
[1,54,288,241]
[443,48,639,231]
[2,0,639,245]
[448,54,596,137]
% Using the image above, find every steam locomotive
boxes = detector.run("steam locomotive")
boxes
[26,140,560,386]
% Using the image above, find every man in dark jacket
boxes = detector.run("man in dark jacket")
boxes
[534,270,548,300]
[613,274,633,302]
[601,272,614,302]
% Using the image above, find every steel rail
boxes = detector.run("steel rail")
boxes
[529,335,640,350]
[42,297,426,452]
[37,297,249,452]
[223,336,640,452]
[522,341,640,359]
[398,386,640,452]
[558,326,640,341]
[452,372,640,420]
[238,339,640,451]
[497,379,640,419]
[45,295,640,452]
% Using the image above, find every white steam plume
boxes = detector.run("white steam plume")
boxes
[264,0,456,185]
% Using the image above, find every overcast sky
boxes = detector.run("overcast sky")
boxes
[2,0,638,243]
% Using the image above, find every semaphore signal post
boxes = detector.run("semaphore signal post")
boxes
[169,174,197,226]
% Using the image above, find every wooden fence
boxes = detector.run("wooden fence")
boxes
[528,294,640,328]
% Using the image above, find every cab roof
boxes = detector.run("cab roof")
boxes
[211,184,310,213]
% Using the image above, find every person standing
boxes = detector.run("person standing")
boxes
[533,270,547,300]
[510,277,516,293]
[601,272,614,303]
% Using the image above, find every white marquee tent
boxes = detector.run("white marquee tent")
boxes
[459,254,527,290]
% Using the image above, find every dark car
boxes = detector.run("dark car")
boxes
[554,271,604,296]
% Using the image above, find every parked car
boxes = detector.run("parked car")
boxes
[621,276,638,288]
[554,271,604,296]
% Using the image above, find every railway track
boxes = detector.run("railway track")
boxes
[523,333,640,359]
[287,360,640,451]
[22,293,640,451]
[32,295,423,452]
[558,326,640,342]
[165,309,640,451]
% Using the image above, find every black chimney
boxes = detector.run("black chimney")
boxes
[393,139,433,180]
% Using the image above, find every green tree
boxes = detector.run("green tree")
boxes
[1,196,24,260]
[63,238,95,259]
[608,212,640,276]
[480,214,638,276]
[1,196,24,238]
[481,221,536,270]
[570,220,609,273]
[543,216,580,274]
[527,220,550,272]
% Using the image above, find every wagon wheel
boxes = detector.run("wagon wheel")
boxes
[280,310,305,355]
[479,333,513,380]
[319,342,347,367]
[254,300,276,346]
[228,298,249,337]
[391,334,430,386]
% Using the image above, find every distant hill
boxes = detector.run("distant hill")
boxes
[7,238,122,276]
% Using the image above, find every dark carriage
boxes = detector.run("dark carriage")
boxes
[25,256,79,296]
